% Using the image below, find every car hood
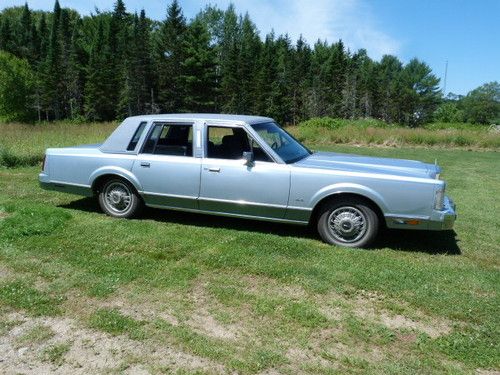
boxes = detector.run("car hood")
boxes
[294,151,440,179]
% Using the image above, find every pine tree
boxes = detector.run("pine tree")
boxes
[154,0,187,112]
[219,4,239,112]
[110,0,130,118]
[117,9,153,117]
[19,3,33,60]
[44,0,63,119]
[376,55,403,123]
[238,13,260,114]
[306,40,330,117]
[85,19,114,121]
[180,19,217,112]
[399,58,441,126]
[67,18,86,119]
[254,33,282,120]
[291,35,311,124]
[0,17,15,54]
[326,40,348,117]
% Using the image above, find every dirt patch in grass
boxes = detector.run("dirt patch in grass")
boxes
[64,282,246,341]
[315,290,452,339]
[0,312,226,374]
[187,281,246,340]
[353,303,451,339]
[240,274,309,300]
[0,264,13,281]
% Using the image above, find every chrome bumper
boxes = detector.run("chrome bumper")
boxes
[428,196,456,230]
[385,196,456,230]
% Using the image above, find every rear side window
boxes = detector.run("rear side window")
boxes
[142,123,193,156]
[127,121,147,151]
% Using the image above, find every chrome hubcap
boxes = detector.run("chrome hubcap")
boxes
[104,182,132,213]
[328,206,367,243]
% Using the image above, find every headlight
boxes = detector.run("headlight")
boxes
[434,187,445,210]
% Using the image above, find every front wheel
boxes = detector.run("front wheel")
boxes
[317,198,379,248]
[98,178,142,218]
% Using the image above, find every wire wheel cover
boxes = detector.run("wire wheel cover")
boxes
[104,182,132,213]
[328,206,367,243]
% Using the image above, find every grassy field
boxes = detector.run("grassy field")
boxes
[1,119,499,168]
[292,118,500,150]
[0,122,499,374]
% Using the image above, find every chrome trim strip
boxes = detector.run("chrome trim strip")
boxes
[384,213,430,220]
[143,192,314,212]
[40,180,93,197]
[146,204,308,225]
[50,180,91,189]
[287,205,312,212]
[142,191,197,201]
[198,196,287,209]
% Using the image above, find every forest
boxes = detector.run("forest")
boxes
[0,0,498,126]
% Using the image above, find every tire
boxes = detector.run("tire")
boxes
[98,178,143,218]
[317,197,379,248]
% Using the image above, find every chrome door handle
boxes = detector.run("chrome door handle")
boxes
[140,162,150,168]
[208,167,220,172]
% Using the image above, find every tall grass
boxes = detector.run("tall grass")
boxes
[0,121,117,168]
[292,117,500,149]
[1,119,498,168]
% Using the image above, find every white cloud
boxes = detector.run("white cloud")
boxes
[197,0,400,60]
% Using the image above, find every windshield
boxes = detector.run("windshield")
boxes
[251,122,311,164]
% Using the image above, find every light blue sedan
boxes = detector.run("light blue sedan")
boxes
[39,114,456,248]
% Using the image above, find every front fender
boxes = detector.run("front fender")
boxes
[309,183,389,212]
[89,166,143,193]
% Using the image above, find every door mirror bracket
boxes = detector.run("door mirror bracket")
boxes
[242,151,254,166]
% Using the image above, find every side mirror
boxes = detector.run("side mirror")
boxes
[242,151,254,165]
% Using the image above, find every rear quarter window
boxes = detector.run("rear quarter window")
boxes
[127,121,147,151]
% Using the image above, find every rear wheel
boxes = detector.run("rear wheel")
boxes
[317,198,379,248]
[98,178,142,218]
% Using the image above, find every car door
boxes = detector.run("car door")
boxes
[198,124,290,219]
[132,122,201,210]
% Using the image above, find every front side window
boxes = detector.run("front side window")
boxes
[251,122,311,164]
[142,123,193,156]
[207,126,271,161]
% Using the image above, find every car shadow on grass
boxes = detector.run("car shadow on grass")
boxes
[60,197,461,255]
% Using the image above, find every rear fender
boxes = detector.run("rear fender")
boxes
[89,167,143,193]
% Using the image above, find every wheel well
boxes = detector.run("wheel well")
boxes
[309,193,385,227]
[92,174,136,196]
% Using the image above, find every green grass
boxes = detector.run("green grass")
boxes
[0,280,62,316]
[41,342,71,365]
[89,308,145,338]
[0,123,499,373]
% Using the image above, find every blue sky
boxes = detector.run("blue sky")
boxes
[2,0,499,95]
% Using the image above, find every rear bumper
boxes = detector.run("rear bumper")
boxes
[39,173,93,197]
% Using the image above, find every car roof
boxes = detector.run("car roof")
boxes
[100,113,274,153]
[125,113,274,125]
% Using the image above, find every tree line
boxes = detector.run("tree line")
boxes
[0,1,498,125]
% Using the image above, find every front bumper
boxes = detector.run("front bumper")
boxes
[386,196,456,230]
[427,196,456,230]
